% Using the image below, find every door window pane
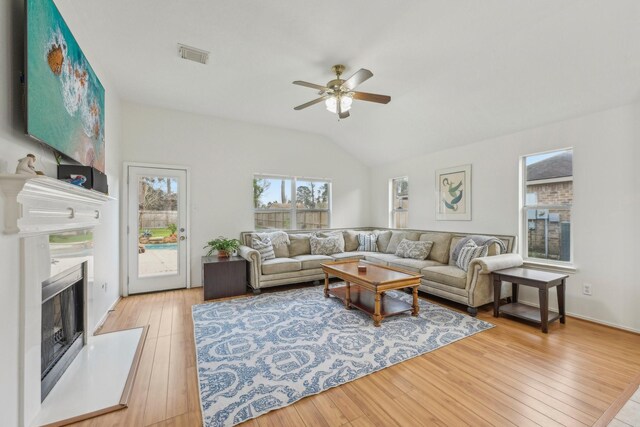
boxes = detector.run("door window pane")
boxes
[138,176,179,277]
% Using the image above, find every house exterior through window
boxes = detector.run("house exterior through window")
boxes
[521,149,573,264]
[253,175,331,230]
[390,177,409,228]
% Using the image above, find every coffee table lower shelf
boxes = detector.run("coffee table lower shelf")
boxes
[499,303,561,324]
[328,285,413,318]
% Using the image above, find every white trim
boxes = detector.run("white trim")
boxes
[526,176,573,185]
[92,297,121,335]
[0,174,114,235]
[523,260,577,273]
[122,162,191,295]
[519,148,574,264]
[512,301,639,334]
[252,174,331,229]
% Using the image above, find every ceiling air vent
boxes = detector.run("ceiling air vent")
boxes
[178,44,209,65]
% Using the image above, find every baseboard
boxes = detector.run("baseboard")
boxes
[93,296,121,335]
[514,300,640,334]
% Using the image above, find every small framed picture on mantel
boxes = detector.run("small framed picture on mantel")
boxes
[436,164,471,221]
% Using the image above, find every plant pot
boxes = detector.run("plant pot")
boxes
[217,250,230,258]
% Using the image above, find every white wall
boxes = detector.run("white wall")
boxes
[0,0,122,424]
[121,102,371,286]
[370,103,640,332]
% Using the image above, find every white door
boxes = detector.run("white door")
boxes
[127,165,188,294]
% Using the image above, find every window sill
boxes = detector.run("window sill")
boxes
[523,260,577,274]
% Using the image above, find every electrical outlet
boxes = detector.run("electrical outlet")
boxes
[583,283,592,296]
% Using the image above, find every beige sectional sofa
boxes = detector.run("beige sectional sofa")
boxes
[238,228,523,315]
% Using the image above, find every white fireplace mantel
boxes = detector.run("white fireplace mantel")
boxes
[0,174,115,235]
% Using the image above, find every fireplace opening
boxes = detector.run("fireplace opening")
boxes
[41,263,85,401]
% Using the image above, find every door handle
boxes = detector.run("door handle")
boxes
[180,236,186,241]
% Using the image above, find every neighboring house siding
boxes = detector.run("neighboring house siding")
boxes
[527,180,572,260]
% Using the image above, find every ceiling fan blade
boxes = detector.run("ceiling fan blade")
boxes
[294,95,330,110]
[342,69,373,91]
[352,91,391,104]
[293,80,330,92]
[339,110,350,119]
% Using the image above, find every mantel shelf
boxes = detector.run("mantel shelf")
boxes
[0,174,116,235]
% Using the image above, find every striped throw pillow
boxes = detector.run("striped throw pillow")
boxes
[357,233,378,252]
[456,240,488,272]
[252,237,275,262]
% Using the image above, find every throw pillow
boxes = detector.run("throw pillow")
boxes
[357,233,378,252]
[342,230,360,252]
[314,231,346,252]
[309,235,344,255]
[395,239,433,260]
[373,230,392,252]
[287,234,311,257]
[251,237,275,262]
[456,240,489,272]
[256,231,290,258]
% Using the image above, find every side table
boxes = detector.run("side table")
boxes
[492,267,568,333]
[202,256,248,300]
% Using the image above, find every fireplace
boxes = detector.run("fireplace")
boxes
[0,175,110,426]
[41,262,86,401]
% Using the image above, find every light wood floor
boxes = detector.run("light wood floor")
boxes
[69,286,640,427]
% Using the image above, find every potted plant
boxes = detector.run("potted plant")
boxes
[204,236,241,258]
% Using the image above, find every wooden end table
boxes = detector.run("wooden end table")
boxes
[321,260,423,327]
[202,256,248,300]
[492,267,568,333]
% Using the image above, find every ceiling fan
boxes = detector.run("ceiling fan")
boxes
[293,64,391,119]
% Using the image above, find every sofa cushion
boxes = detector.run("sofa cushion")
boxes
[456,240,489,272]
[364,253,402,265]
[395,239,433,260]
[388,259,442,273]
[420,232,453,264]
[357,233,378,252]
[288,234,311,257]
[251,237,275,261]
[342,230,360,252]
[254,231,290,258]
[261,258,302,275]
[422,266,467,289]
[310,234,344,255]
[373,230,392,252]
[448,236,464,265]
[292,254,334,270]
[386,231,422,254]
[332,252,367,261]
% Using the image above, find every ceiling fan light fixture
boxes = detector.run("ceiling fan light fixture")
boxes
[325,94,353,114]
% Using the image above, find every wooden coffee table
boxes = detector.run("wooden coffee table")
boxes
[321,260,423,327]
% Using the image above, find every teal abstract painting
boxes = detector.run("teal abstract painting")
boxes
[27,0,105,172]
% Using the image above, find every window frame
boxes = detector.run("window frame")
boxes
[389,176,409,229]
[253,174,332,230]
[519,148,575,269]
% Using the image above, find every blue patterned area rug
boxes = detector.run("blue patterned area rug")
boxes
[192,285,493,427]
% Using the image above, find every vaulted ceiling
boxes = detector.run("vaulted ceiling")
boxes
[56,0,640,166]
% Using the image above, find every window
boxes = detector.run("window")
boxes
[521,149,573,264]
[253,175,331,230]
[390,177,408,228]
